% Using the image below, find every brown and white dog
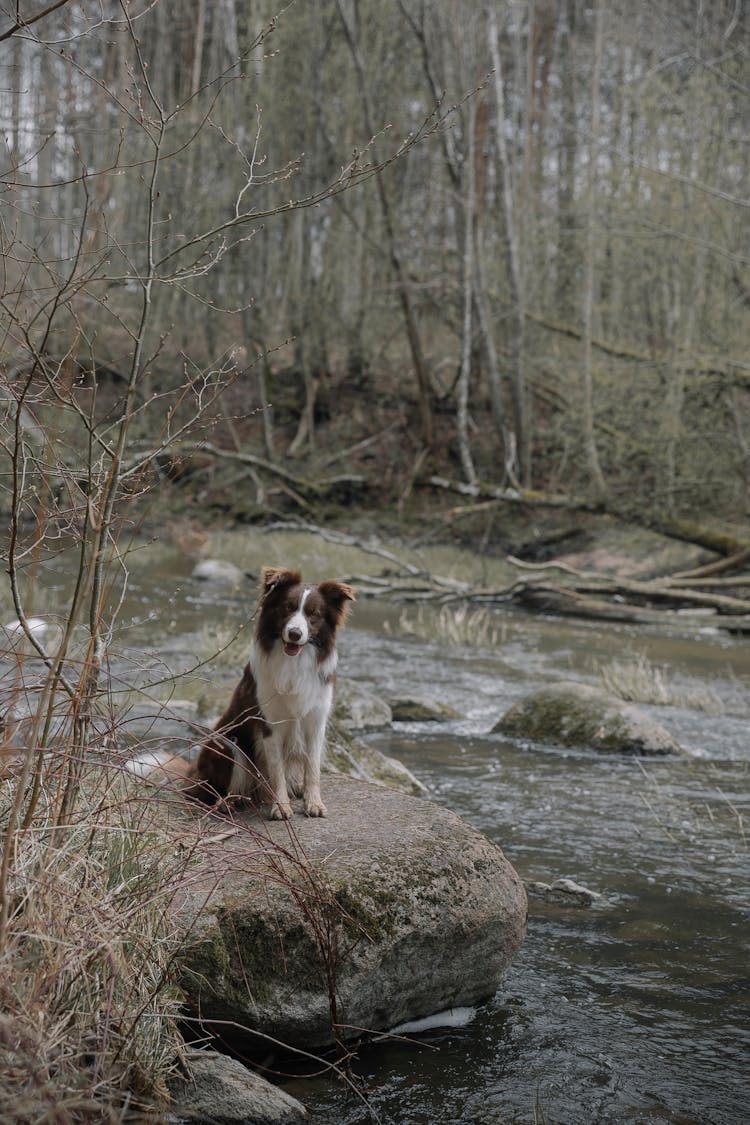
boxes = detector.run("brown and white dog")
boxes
[130,567,355,819]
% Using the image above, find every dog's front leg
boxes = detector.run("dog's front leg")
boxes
[301,713,327,818]
[261,737,293,820]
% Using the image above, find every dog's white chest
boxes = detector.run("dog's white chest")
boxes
[250,643,335,720]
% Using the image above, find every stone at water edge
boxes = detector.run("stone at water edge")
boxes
[324,716,426,795]
[168,1048,308,1124]
[333,679,393,731]
[174,774,527,1055]
[493,680,685,755]
[524,877,604,907]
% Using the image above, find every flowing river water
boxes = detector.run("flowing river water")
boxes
[6,529,749,1124]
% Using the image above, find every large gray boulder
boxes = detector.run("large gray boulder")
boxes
[192,558,247,585]
[493,680,684,755]
[174,776,526,1055]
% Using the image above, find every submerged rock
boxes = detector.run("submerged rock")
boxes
[524,877,604,908]
[169,1048,307,1123]
[174,775,527,1055]
[390,697,462,722]
[493,681,684,755]
[192,559,247,585]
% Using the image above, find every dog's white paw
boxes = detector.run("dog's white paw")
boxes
[269,801,293,821]
[304,798,327,818]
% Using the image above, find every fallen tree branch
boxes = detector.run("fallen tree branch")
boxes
[150,441,364,500]
[643,515,750,558]
[526,310,749,384]
[544,576,750,615]
[672,547,750,580]
[512,583,750,634]
[424,475,578,508]
[262,519,470,592]
[667,574,750,590]
[427,479,750,566]
[338,557,750,631]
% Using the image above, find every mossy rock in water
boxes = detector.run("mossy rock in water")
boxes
[390,697,462,722]
[174,775,527,1056]
[493,681,685,755]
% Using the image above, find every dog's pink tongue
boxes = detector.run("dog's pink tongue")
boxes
[284,642,301,657]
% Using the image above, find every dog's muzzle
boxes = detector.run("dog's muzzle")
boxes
[283,624,305,657]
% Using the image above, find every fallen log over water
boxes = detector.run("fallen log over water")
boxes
[512,582,750,632]
[264,520,750,632]
[423,476,750,560]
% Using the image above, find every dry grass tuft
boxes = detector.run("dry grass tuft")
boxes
[397,603,508,649]
[598,652,724,714]
[0,767,192,1122]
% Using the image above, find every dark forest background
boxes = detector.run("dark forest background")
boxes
[2,0,748,527]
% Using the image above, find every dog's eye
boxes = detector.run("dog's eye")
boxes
[308,608,321,620]
[285,600,296,613]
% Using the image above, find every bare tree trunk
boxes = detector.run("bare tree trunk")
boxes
[336,0,434,450]
[580,0,607,501]
[556,0,578,323]
[192,0,207,93]
[487,5,528,485]
[457,96,477,485]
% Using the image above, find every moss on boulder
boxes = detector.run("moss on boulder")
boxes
[390,697,462,722]
[493,681,685,755]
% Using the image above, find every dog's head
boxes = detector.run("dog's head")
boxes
[257,567,355,657]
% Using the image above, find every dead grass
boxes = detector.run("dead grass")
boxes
[397,603,508,650]
[598,652,724,714]
[0,766,194,1121]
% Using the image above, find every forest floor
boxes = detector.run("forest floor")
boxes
[109,366,750,636]
[134,397,749,574]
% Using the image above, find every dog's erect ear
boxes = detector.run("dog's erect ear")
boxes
[260,566,302,595]
[318,580,356,623]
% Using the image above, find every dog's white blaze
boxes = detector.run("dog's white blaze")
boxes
[282,586,312,646]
